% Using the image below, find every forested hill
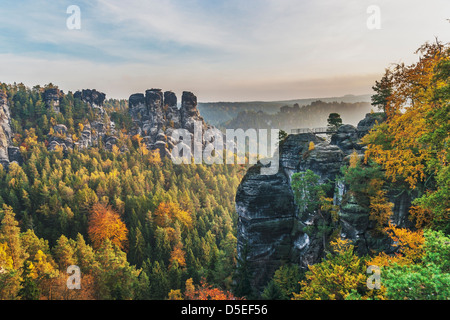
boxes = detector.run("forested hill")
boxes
[221,100,372,132]
[0,41,448,302]
[0,82,247,300]
[198,94,372,127]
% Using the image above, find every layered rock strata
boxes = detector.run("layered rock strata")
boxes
[129,89,211,158]
[48,89,118,152]
[44,88,62,113]
[236,113,408,291]
[0,90,22,168]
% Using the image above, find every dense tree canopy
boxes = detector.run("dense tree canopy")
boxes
[0,40,449,301]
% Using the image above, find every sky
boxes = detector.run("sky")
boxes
[0,0,449,102]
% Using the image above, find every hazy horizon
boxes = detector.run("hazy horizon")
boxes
[0,0,449,102]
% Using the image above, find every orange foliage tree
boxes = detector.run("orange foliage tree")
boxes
[88,203,128,251]
[184,278,240,300]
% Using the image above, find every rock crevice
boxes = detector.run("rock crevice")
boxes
[129,89,211,158]
[0,90,22,168]
[236,113,408,291]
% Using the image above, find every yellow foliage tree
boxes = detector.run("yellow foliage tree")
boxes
[168,289,183,300]
[362,42,448,190]
[292,238,384,300]
[153,202,193,230]
[367,223,425,268]
[88,203,128,251]
[169,243,186,268]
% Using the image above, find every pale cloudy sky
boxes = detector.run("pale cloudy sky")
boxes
[0,0,449,101]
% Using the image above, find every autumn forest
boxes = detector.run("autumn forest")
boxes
[0,41,449,302]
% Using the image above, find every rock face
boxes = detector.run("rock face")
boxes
[330,124,361,156]
[74,89,107,117]
[236,134,345,290]
[0,90,12,168]
[357,112,387,138]
[329,113,387,156]
[44,88,62,113]
[48,124,73,151]
[74,89,106,107]
[47,89,118,152]
[129,89,210,158]
[236,165,297,289]
[235,113,407,292]
[0,90,23,168]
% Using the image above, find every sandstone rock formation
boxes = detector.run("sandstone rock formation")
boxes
[330,124,361,156]
[236,133,345,291]
[0,90,22,168]
[47,89,118,152]
[235,113,406,292]
[74,89,107,117]
[129,89,211,158]
[357,112,387,138]
[44,88,62,113]
[48,124,73,151]
[0,90,12,168]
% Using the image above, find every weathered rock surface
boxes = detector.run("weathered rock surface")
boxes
[330,124,361,156]
[236,113,407,292]
[0,90,12,168]
[74,89,107,117]
[44,88,62,113]
[48,124,74,151]
[236,133,345,290]
[47,89,118,152]
[0,90,23,168]
[236,164,297,289]
[129,89,211,158]
[357,112,387,138]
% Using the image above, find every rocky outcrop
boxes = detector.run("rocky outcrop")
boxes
[0,90,12,168]
[74,89,106,107]
[330,124,361,156]
[129,89,211,158]
[357,112,387,138]
[74,89,107,117]
[44,88,62,113]
[329,113,387,156]
[180,91,205,132]
[47,89,118,152]
[236,165,297,289]
[48,124,73,151]
[236,133,346,290]
[0,90,22,168]
[235,113,405,292]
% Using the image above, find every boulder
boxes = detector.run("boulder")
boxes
[330,124,361,155]
[357,112,387,138]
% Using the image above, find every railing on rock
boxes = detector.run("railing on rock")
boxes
[291,126,374,135]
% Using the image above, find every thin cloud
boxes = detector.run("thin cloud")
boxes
[0,0,449,101]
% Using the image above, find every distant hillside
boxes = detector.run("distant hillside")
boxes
[223,100,373,132]
[198,94,372,126]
